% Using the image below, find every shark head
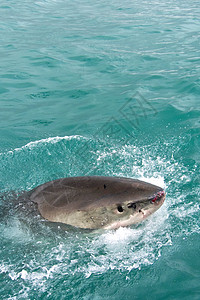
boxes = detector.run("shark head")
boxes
[30,176,166,230]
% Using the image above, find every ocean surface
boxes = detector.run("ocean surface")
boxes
[0,0,200,299]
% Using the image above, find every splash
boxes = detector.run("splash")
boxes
[0,133,199,296]
[0,135,85,155]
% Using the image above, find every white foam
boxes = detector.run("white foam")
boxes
[139,176,166,189]
[8,135,85,154]
[19,265,58,282]
[80,199,171,277]
[2,218,32,243]
[0,263,10,275]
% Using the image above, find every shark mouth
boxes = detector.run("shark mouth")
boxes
[106,190,166,230]
[149,190,165,203]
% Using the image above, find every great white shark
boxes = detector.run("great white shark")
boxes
[29,176,166,230]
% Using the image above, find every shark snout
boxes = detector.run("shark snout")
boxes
[149,190,165,205]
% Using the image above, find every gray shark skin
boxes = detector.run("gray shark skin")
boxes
[29,176,166,230]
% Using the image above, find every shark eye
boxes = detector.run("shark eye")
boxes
[117,205,124,213]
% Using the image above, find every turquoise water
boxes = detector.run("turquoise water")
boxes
[0,0,200,299]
